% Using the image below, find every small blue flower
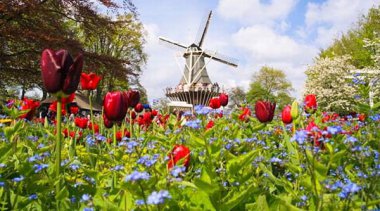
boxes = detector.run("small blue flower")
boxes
[12,176,24,182]
[125,171,150,182]
[184,119,201,129]
[147,190,171,205]
[344,136,358,144]
[27,136,39,142]
[81,194,91,202]
[33,164,48,173]
[170,166,186,177]
[69,164,80,171]
[291,130,308,145]
[85,135,95,146]
[339,182,361,199]
[136,199,145,206]
[327,126,342,135]
[0,163,6,168]
[111,165,124,171]
[83,208,94,211]
[0,182,5,187]
[28,194,38,200]
[96,134,106,142]
[270,157,283,164]
[300,195,307,201]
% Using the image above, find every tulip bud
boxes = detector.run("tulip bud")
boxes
[290,100,299,120]
[127,90,140,108]
[255,100,276,123]
[281,105,292,124]
[209,97,221,109]
[103,91,128,122]
[219,93,228,107]
[134,103,144,113]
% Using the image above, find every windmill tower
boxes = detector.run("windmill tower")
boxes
[160,11,238,107]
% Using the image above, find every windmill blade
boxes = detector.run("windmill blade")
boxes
[158,36,187,51]
[195,11,212,47]
[203,49,238,68]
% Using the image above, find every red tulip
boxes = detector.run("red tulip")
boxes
[209,97,221,109]
[103,113,113,128]
[70,106,79,115]
[239,107,251,122]
[88,122,99,133]
[304,94,317,114]
[103,91,128,122]
[281,105,292,124]
[116,130,131,141]
[61,93,75,104]
[80,72,102,90]
[49,102,67,115]
[75,117,88,129]
[134,103,144,113]
[151,109,158,116]
[358,113,366,122]
[167,145,190,170]
[255,101,276,123]
[20,98,40,120]
[205,120,214,130]
[219,93,228,107]
[126,90,140,108]
[41,49,83,95]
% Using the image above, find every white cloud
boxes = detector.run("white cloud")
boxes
[217,0,298,25]
[305,0,379,47]
[232,25,317,64]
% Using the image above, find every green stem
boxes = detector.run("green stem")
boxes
[55,98,62,208]
[89,92,96,137]
[129,110,133,139]
[113,124,117,147]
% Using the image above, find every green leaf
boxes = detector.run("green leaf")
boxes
[227,149,257,175]
[55,186,69,201]
[194,168,219,194]
[222,184,257,211]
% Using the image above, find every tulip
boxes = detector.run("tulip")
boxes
[209,97,221,109]
[219,93,228,107]
[205,120,214,130]
[255,101,276,123]
[304,94,317,114]
[70,106,79,115]
[61,93,75,104]
[74,117,88,129]
[88,122,99,133]
[358,113,366,122]
[239,107,251,122]
[41,49,83,96]
[103,113,113,128]
[290,100,299,120]
[20,98,40,120]
[151,109,158,116]
[134,103,144,113]
[116,130,131,141]
[126,90,140,108]
[281,105,292,124]
[167,144,190,170]
[80,72,102,90]
[103,91,128,122]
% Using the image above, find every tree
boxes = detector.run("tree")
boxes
[227,86,246,108]
[246,66,293,110]
[0,0,144,100]
[319,6,380,68]
[304,56,370,114]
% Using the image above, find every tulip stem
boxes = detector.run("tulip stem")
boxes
[89,92,96,137]
[113,124,117,147]
[55,98,62,208]
[129,110,133,139]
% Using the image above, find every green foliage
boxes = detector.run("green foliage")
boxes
[319,6,380,68]
[247,66,293,110]
[0,98,379,210]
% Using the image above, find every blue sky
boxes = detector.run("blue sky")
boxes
[124,0,379,101]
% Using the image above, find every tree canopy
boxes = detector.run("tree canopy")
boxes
[0,0,146,101]
[319,6,380,68]
[246,66,293,110]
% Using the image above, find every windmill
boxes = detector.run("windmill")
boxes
[160,10,238,107]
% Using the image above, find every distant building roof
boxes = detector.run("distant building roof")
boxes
[40,92,102,112]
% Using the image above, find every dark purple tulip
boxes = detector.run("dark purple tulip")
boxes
[41,49,83,95]
[127,90,140,108]
[219,93,229,107]
[255,101,276,123]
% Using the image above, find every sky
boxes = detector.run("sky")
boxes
[126,0,379,102]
